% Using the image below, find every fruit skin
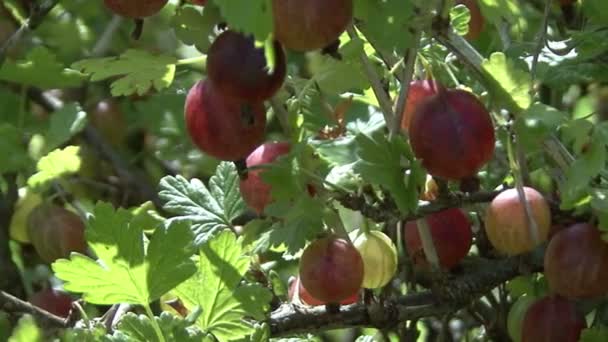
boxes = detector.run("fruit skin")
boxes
[288,277,358,306]
[103,0,168,18]
[351,230,397,289]
[409,88,495,180]
[400,80,444,131]
[521,296,586,342]
[239,142,291,214]
[90,99,127,147]
[185,80,266,161]
[27,204,87,263]
[272,0,353,51]
[29,289,73,318]
[484,187,551,255]
[544,223,608,298]
[207,30,287,101]
[299,235,364,303]
[455,0,485,40]
[403,208,472,269]
[507,294,536,342]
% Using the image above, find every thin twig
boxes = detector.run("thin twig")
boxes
[0,0,60,67]
[0,290,68,330]
[346,26,395,127]
[530,0,552,95]
[392,30,423,138]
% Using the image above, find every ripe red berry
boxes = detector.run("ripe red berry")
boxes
[400,80,444,131]
[103,0,168,18]
[289,276,358,306]
[272,0,353,51]
[239,142,291,214]
[409,88,495,180]
[521,296,586,342]
[299,235,364,303]
[403,208,472,270]
[207,30,286,101]
[29,289,73,318]
[184,80,266,161]
[545,223,608,299]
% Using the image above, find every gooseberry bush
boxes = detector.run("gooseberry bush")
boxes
[0,0,608,341]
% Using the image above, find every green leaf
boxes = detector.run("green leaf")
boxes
[542,61,608,86]
[173,5,221,53]
[582,0,608,25]
[450,4,471,37]
[0,47,84,88]
[27,146,81,189]
[174,230,272,341]
[354,132,417,214]
[478,0,520,26]
[560,131,607,209]
[111,312,207,342]
[159,162,246,245]
[8,315,40,342]
[515,103,568,152]
[580,327,608,342]
[308,38,370,94]
[482,52,532,112]
[214,0,272,41]
[0,124,29,174]
[52,202,196,305]
[354,0,415,52]
[72,50,177,96]
[43,102,88,153]
[62,322,108,342]
[266,195,325,254]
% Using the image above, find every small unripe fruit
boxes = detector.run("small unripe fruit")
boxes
[299,235,364,303]
[455,0,485,40]
[507,294,536,342]
[409,88,495,180]
[400,80,443,131]
[29,289,73,318]
[207,30,286,101]
[351,230,397,289]
[403,208,472,269]
[27,204,87,263]
[103,0,168,18]
[288,277,358,306]
[272,0,353,51]
[239,142,291,214]
[184,80,266,161]
[545,223,608,299]
[484,187,551,255]
[521,296,586,342]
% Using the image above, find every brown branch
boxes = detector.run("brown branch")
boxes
[0,290,68,330]
[269,255,542,337]
[336,190,501,224]
[0,0,59,67]
[0,173,26,298]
